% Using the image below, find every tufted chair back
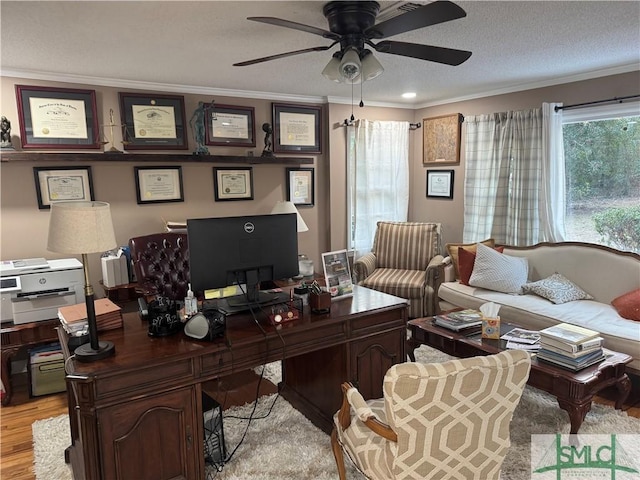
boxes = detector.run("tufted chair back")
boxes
[129,233,190,300]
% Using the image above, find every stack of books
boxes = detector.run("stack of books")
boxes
[58,298,123,336]
[537,323,605,371]
[433,309,482,336]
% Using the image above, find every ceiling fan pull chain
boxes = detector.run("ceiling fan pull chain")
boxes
[350,82,355,122]
[359,80,364,108]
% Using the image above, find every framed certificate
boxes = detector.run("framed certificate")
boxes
[33,166,95,209]
[426,169,455,199]
[16,85,100,149]
[272,103,322,154]
[286,167,314,207]
[205,104,255,147]
[213,167,254,201]
[134,166,184,204]
[119,92,188,150]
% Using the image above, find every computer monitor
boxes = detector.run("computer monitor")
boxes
[187,213,298,311]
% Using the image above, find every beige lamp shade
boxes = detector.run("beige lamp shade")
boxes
[270,201,309,233]
[48,201,117,254]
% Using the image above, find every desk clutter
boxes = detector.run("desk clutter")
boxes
[58,298,123,336]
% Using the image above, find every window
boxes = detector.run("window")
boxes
[562,102,640,253]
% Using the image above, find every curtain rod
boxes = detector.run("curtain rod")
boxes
[339,120,422,129]
[554,94,640,112]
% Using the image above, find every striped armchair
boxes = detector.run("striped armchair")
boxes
[331,350,531,480]
[353,222,444,318]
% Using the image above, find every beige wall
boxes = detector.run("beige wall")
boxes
[410,71,640,245]
[2,71,638,292]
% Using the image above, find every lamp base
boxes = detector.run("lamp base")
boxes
[74,340,116,362]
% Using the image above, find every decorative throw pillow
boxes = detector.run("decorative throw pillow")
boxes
[468,243,529,294]
[522,273,594,304]
[611,288,640,321]
[458,245,505,286]
[445,238,495,279]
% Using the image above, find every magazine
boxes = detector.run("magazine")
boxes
[500,328,541,345]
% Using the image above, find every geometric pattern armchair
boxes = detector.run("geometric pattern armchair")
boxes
[331,350,531,480]
[353,222,444,318]
[128,232,190,301]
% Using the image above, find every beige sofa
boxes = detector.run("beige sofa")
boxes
[438,242,640,375]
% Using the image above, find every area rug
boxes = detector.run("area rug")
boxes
[33,345,640,479]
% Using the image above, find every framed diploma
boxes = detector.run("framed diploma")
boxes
[426,169,455,199]
[16,85,100,149]
[422,113,463,165]
[272,103,322,154]
[134,166,184,204]
[33,166,95,209]
[119,92,188,150]
[286,167,314,207]
[213,167,254,201]
[205,104,255,147]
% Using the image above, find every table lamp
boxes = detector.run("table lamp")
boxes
[47,201,117,362]
[270,201,312,278]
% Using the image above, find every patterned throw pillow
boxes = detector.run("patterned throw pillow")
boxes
[445,238,495,279]
[468,243,529,294]
[457,245,505,286]
[611,288,640,321]
[522,273,594,304]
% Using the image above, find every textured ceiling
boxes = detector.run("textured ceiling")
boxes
[1,1,639,107]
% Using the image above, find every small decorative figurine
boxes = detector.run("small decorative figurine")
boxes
[1,116,14,150]
[190,101,210,155]
[261,122,274,157]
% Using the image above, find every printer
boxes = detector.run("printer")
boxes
[1,258,84,324]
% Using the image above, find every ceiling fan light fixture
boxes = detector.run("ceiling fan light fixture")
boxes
[339,47,361,82]
[360,50,384,81]
[321,54,342,82]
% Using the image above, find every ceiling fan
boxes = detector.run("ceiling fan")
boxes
[234,0,472,84]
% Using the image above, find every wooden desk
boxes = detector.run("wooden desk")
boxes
[59,285,408,480]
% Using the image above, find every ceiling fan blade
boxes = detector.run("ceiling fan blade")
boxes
[365,0,466,40]
[233,45,333,67]
[247,17,341,41]
[374,40,472,66]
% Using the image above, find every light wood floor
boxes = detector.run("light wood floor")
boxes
[2,372,638,480]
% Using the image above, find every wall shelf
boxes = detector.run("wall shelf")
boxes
[0,152,314,165]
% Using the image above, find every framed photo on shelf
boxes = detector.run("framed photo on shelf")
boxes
[426,169,455,199]
[118,92,188,150]
[422,113,463,165]
[134,166,184,204]
[272,103,322,154]
[33,166,95,209]
[16,85,100,149]
[213,167,254,201]
[322,249,354,301]
[205,104,255,147]
[286,167,314,206]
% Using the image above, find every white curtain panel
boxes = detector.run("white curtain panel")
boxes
[463,107,561,246]
[351,119,409,257]
[541,102,567,242]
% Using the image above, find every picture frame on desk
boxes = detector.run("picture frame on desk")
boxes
[119,92,188,150]
[15,85,100,149]
[33,166,95,210]
[205,104,255,147]
[272,103,322,154]
[322,249,353,300]
[134,166,184,204]
[213,167,254,201]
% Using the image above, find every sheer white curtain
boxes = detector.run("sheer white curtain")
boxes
[348,119,409,257]
[541,102,566,241]
[464,107,564,245]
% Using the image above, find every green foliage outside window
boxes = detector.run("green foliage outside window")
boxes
[594,205,640,253]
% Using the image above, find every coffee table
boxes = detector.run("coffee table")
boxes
[408,317,632,434]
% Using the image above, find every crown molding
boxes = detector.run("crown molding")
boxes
[414,63,640,109]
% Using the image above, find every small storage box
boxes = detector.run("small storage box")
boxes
[29,343,66,397]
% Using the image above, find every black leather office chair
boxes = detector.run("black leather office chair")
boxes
[129,232,190,301]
